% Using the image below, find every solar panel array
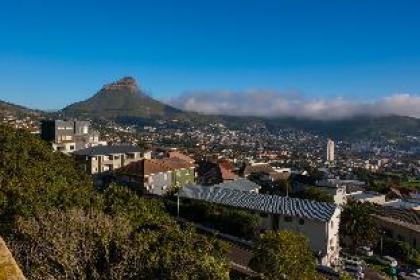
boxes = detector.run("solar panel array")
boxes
[180,186,337,223]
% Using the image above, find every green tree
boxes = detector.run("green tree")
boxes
[249,230,318,280]
[292,187,334,203]
[339,202,379,249]
[0,125,230,279]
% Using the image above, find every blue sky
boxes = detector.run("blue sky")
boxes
[1,0,420,111]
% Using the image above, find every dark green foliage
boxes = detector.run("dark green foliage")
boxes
[292,187,334,203]
[381,238,420,266]
[0,125,230,279]
[339,202,379,249]
[249,231,319,280]
[168,200,261,240]
[0,125,94,230]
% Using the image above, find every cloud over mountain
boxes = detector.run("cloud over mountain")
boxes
[168,91,420,120]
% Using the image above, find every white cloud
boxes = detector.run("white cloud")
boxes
[166,90,420,120]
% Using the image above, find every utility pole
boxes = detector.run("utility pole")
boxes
[177,191,180,218]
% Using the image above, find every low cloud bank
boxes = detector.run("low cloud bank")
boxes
[167,90,420,120]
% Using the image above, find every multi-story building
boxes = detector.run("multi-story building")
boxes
[73,145,149,174]
[116,158,196,195]
[327,139,335,162]
[180,186,341,266]
[41,120,106,153]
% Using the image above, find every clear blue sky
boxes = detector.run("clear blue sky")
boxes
[1,0,420,109]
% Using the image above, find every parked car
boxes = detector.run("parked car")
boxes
[375,255,398,267]
[398,272,420,280]
[344,266,364,279]
[356,246,373,257]
[316,265,340,278]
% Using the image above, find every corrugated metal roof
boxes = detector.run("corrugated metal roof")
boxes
[179,186,337,222]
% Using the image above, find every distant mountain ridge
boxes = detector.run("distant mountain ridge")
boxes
[1,76,419,140]
[62,77,183,119]
[0,100,38,116]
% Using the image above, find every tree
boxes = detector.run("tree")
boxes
[339,273,354,280]
[249,230,318,280]
[339,202,379,249]
[10,199,230,279]
[0,126,230,279]
[292,187,334,203]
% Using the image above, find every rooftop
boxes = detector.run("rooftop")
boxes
[73,145,143,156]
[179,186,337,222]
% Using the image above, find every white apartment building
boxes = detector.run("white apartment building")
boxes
[180,186,341,266]
[327,139,335,162]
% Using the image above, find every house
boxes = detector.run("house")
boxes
[346,191,386,205]
[372,208,420,250]
[73,145,148,174]
[41,120,106,153]
[179,186,341,266]
[167,150,195,164]
[196,159,237,185]
[116,158,195,195]
[315,179,348,206]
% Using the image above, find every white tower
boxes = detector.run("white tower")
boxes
[327,139,335,162]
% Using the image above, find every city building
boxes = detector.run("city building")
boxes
[327,139,335,162]
[116,158,196,195]
[73,145,149,174]
[346,191,386,205]
[41,120,106,153]
[314,179,348,206]
[179,186,341,266]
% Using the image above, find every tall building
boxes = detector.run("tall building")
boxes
[327,139,335,162]
[41,120,106,153]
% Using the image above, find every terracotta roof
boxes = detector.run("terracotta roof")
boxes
[243,164,274,176]
[117,158,194,176]
[167,151,195,163]
[219,160,237,181]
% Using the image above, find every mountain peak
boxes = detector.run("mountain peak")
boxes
[62,76,183,118]
[101,76,140,94]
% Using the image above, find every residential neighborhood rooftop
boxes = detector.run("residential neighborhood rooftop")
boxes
[179,186,338,222]
[73,145,144,156]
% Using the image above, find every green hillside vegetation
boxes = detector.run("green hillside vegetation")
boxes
[0,124,229,279]
[0,100,38,117]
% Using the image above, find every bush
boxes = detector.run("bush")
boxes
[170,199,261,239]
[0,125,230,279]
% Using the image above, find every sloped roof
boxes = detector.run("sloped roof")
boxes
[179,186,338,222]
[212,178,260,192]
[117,158,195,176]
[167,151,195,163]
[243,164,274,176]
[73,145,143,156]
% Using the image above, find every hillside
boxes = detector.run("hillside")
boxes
[0,124,229,279]
[62,77,183,119]
[0,100,37,117]
[263,115,420,139]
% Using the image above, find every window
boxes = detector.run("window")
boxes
[299,218,305,225]
[164,173,168,180]
[284,216,292,222]
[70,145,75,150]
[331,221,334,229]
